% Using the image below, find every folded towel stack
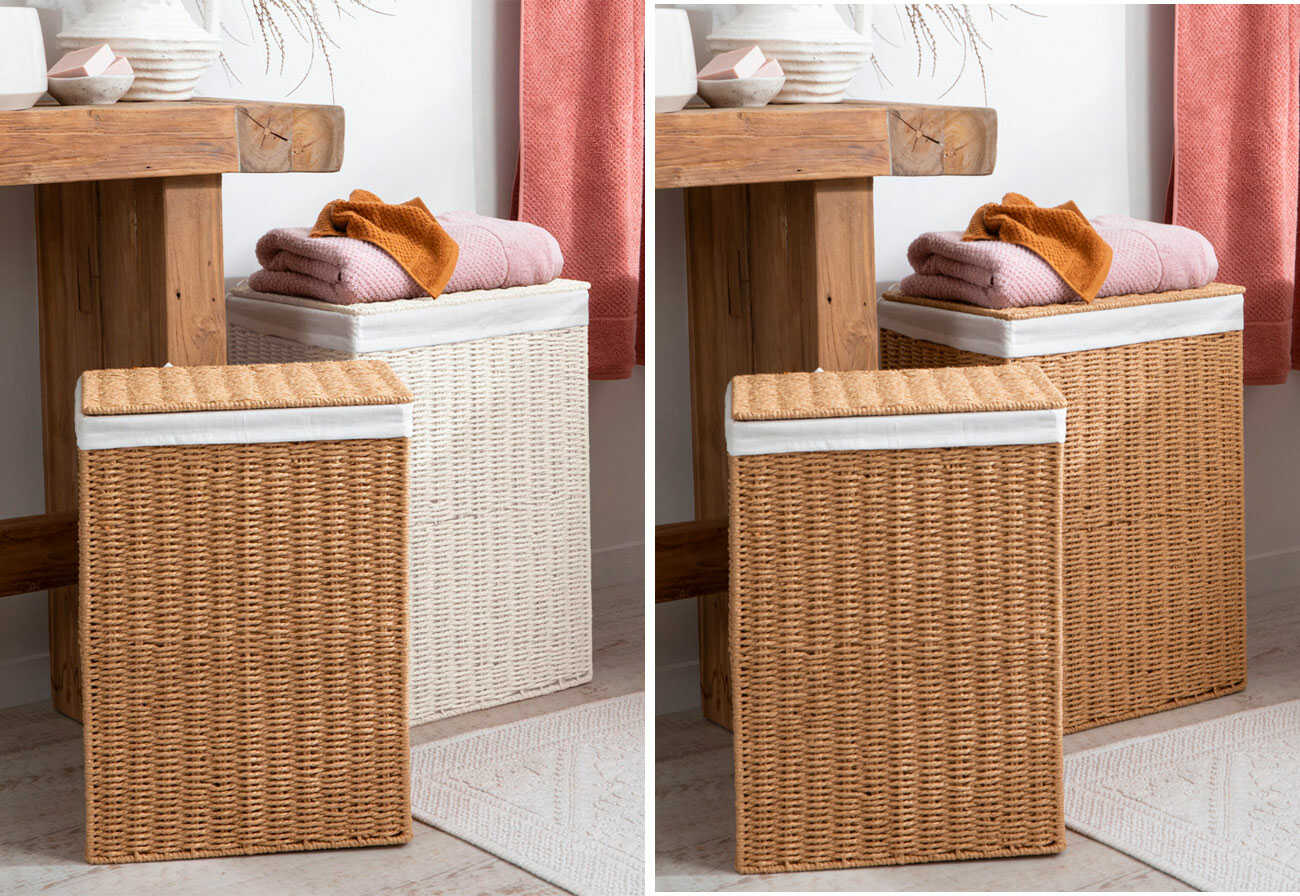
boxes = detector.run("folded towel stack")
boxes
[900,211,1219,310]
[249,199,564,305]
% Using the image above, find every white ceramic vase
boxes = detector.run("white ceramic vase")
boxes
[0,8,48,111]
[58,0,220,101]
[707,4,870,104]
[656,7,697,113]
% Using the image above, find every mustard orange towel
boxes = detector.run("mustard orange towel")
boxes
[963,192,1113,301]
[311,189,459,298]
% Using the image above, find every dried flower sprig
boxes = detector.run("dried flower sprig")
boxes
[205,0,394,99]
[869,4,1043,105]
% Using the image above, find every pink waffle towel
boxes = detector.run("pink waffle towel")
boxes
[248,213,564,304]
[1173,5,1300,384]
[518,0,644,380]
[899,215,1218,309]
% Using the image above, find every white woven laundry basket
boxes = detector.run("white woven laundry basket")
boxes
[227,278,593,725]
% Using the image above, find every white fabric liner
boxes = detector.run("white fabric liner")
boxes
[724,385,1066,456]
[878,291,1244,358]
[227,279,590,353]
[74,379,412,451]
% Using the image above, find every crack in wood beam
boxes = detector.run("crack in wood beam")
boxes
[891,111,942,146]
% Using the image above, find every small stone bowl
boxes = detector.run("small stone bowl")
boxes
[46,73,134,106]
[697,75,785,109]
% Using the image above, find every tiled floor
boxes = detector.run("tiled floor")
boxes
[656,586,1300,892]
[0,579,642,896]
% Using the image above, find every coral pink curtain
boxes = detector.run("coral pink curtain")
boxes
[1171,4,1300,384]
[516,0,645,380]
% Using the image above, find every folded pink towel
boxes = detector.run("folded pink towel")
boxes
[899,215,1219,308]
[248,212,564,304]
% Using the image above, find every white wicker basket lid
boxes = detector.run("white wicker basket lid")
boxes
[227,278,590,353]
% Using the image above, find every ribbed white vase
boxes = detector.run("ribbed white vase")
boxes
[707,4,870,104]
[58,0,220,101]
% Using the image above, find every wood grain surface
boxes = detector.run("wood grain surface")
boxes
[656,520,728,603]
[0,99,344,186]
[656,101,996,189]
[680,177,879,729]
[35,175,227,721]
[0,513,76,598]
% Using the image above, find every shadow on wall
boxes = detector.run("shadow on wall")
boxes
[1126,4,1174,223]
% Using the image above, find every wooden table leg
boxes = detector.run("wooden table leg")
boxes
[36,174,226,720]
[684,177,877,729]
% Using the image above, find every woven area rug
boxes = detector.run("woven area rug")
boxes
[411,693,643,896]
[1065,700,1300,891]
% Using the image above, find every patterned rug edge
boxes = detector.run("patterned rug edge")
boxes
[1064,699,1300,892]
[410,692,645,896]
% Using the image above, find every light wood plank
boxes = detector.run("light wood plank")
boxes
[159,175,227,364]
[0,99,344,186]
[683,185,751,731]
[658,105,891,189]
[656,102,996,189]
[812,177,877,370]
[35,182,103,722]
[684,185,754,522]
[0,103,237,186]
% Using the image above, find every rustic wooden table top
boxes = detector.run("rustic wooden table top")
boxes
[655,100,997,189]
[0,98,344,186]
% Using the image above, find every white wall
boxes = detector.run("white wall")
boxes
[0,0,644,708]
[657,4,1300,714]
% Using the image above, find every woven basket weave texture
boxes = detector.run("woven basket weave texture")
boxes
[728,367,1066,873]
[79,362,411,864]
[81,359,411,414]
[881,289,1246,733]
[229,320,592,725]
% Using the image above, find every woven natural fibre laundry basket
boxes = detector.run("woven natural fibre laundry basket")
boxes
[226,278,592,725]
[76,360,413,864]
[727,366,1067,874]
[879,282,1246,733]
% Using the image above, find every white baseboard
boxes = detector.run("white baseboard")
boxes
[593,541,644,590]
[0,653,50,710]
[1248,546,1300,597]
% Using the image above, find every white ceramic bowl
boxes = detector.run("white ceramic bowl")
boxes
[697,75,786,109]
[0,8,47,111]
[46,73,135,106]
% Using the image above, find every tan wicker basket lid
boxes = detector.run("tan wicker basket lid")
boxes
[731,365,1065,422]
[81,361,412,417]
[882,282,1245,320]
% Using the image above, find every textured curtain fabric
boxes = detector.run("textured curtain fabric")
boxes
[1171,4,1300,384]
[517,0,645,380]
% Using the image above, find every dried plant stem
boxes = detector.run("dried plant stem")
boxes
[871,4,1041,105]
[217,0,393,99]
